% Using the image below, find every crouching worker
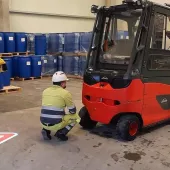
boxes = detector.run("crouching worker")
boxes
[40,71,80,141]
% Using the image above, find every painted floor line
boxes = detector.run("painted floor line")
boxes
[0,132,18,145]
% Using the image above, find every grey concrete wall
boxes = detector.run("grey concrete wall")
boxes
[0,0,10,31]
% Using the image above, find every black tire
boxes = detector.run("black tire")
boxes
[116,115,140,141]
[79,106,97,129]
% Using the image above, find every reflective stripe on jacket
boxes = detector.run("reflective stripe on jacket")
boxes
[40,85,76,124]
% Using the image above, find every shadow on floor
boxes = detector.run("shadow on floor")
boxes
[87,121,170,141]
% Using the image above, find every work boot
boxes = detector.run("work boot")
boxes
[41,129,52,140]
[55,133,68,141]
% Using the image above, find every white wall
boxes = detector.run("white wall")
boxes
[9,0,105,33]
[111,0,121,5]
[0,0,10,31]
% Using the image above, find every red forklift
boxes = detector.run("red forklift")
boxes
[79,0,170,141]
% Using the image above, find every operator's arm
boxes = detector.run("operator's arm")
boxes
[64,92,77,114]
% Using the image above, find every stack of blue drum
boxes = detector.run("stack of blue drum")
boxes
[62,56,79,75]
[41,55,81,76]
[0,32,28,53]
[0,73,3,90]
[64,33,80,52]
[27,33,35,53]
[4,32,16,53]
[117,31,127,40]
[35,34,47,55]
[15,33,27,52]
[41,55,58,76]
[12,55,42,79]
[0,31,95,79]
[47,33,64,53]
[79,56,87,76]
[80,32,92,52]
[1,57,13,87]
[0,56,42,88]
[0,33,4,53]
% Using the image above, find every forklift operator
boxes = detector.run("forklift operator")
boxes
[40,71,80,141]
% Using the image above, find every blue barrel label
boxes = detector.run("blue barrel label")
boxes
[26,61,31,65]
[21,38,25,42]
[9,37,13,41]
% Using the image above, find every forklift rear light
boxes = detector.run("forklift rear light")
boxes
[85,95,90,101]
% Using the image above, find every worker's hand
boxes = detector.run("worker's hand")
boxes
[76,118,80,123]
[68,113,81,123]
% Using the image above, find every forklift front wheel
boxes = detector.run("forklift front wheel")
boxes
[79,106,97,129]
[116,115,140,141]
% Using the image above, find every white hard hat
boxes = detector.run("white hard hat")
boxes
[52,71,69,83]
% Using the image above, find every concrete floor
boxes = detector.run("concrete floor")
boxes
[1,78,170,170]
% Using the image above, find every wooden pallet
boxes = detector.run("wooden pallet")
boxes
[0,53,13,57]
[0,85,21,94]
[77,52,87,57]
[14,76,42,81]
[48,52,62,56]
[12,52,33,56]
[61,52,87,57]
[62,52,78,57]
[67,75,83,80]
[42,75,53,78]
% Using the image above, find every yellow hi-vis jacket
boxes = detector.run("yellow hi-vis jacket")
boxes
[0,58,7,72]
[40,85,77,124]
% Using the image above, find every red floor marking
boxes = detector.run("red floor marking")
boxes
[0,132,18,145]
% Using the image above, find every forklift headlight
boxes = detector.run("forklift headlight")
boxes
[91,5,98,13]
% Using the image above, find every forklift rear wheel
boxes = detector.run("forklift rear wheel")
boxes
[116,115,140,141]
[79,106,97,129]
